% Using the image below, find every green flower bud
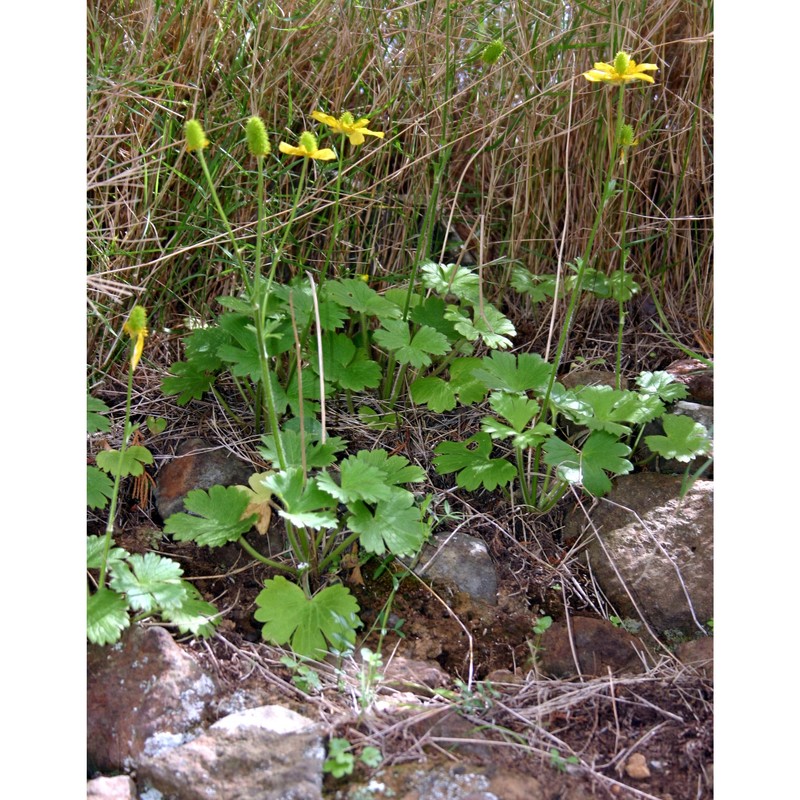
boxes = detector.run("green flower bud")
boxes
[481,39,506,65]
[245,116,271,157]
[619,124,635,147]
[299,131,319,152]
[124,305,148,339]
[613,51,630,77]
[185,119,209,152]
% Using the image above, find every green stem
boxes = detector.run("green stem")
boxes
[322,133,347,282]
[541,84,626,417]
[615,142,632,390]
[238,536,298,575]
[97,347,137,589]
[195,150,251,295]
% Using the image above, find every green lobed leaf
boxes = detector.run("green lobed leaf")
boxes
[314,332,381,391]
[350,449,425,485]
[86,535,129,570]
[317,458,394,504]
[645,414,711,462]
[324,278,402,318]
[372,320,450,369]
[161,360,218,405]
[487,391,540,432]
[419,260,481,303]
[259,429,347,470]
[254,576,361,658]
[260,469,338,529]
[580,431,633,495]
[164,485,257,547]
[109,552,187,612]
[433,432,516,491]
[410,375,456,412]
[87,589,130,645]
[608,269,640,302]
[87,465,114,510]
[471,351,553,394]
[87,395,111,434]
[409,295,460,341]
[445,304,515,350]
[348,490,430,557]
[95,445,154,478]
[510,267,559,303]
[449,357,488,404]
[161,582,220,638]
[635,371,689,403]
[543,432,632,496]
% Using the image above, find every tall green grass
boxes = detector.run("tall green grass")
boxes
[87,0,713,375]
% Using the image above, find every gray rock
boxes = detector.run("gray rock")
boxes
[568,473,713,636]
[154,438,254,520]
[538,616,649,677]
[415,532,498,605]
[87,775,139,800]
[87,626,217,773]
[137,705,324,800]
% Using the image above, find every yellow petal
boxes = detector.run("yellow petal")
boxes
[311,110,338,127]
[279,142,305,157]
[312,148,337,161]
[130,331,147,371]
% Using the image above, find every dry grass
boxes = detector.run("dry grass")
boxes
[87,0,712,377]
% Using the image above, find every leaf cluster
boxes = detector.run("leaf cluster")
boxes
[87,536,220,645]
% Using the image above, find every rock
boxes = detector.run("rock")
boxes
[87,626,217,773]
[568,473,713,636]
[560,368,627,390]
[86,775,139,799]
[625,752,651,779]
[382,655,450,695]
[137,705,324,800]
[676,636,714,679]
[538,616,649,678]
[664,359,713,405]
[414,532,498,605]
[154,437,254,520]
[483,668,525,686]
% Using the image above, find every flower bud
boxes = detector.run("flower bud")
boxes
[184,119,210,152]
[613,52,630,77]
[246,116,271,157]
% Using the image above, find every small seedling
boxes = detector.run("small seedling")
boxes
[323,738,382,778]
[280,655,323,694]
[549,747,579,773]
[532,615,553,636]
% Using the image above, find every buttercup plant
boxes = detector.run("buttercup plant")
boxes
[161,111,438,659]
[412,53,710,510]
[87,306,220,645]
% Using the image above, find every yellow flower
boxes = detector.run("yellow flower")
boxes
[582,51,658,85]
[311,111,384,146]
[278,131,336,160]
[184,119,210,152]
[123,306,149,372]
